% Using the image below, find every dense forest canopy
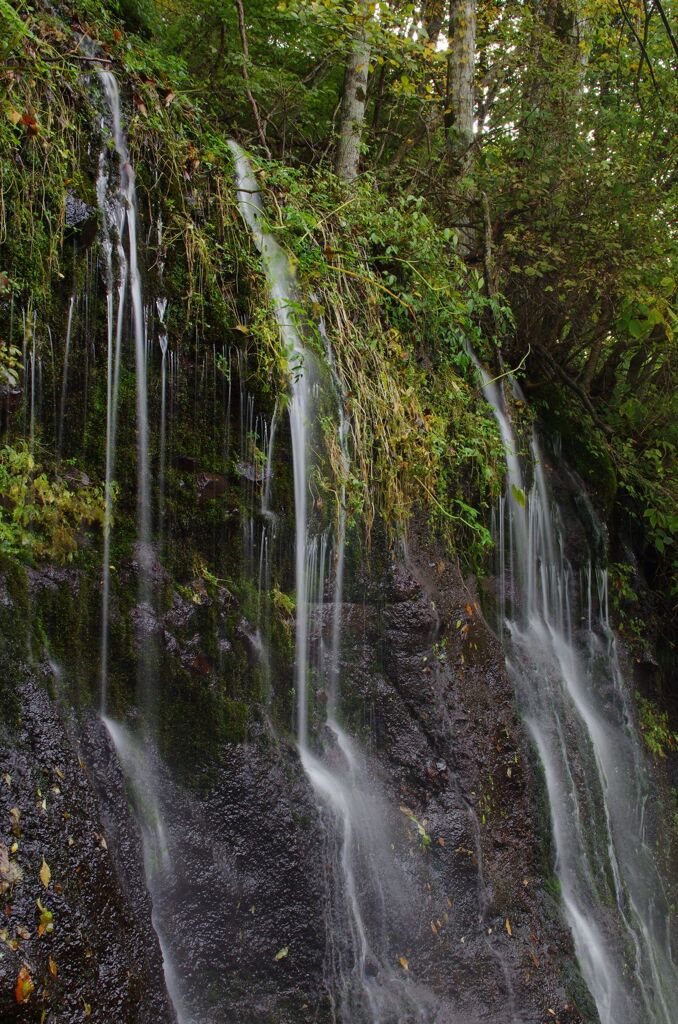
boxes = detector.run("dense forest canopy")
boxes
[1,0,677,601]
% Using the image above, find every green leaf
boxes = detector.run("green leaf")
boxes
[511,484,526,509]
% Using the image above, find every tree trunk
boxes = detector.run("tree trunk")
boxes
[445,0,476,170]
[335,2,372,183]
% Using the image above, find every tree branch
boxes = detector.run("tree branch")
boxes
[652,0,678,61]
[233,0,271,158]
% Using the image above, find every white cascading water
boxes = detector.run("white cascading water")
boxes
[96,138,120,712]
[471,352,677,1024]
[57,294,76,459]
[97,68,152,585]
[230,144,441,1024]
[228,140,314,744]
[90,55,188,1024]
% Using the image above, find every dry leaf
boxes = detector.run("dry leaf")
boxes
[7,110,21,126]
[274,946,288,961]
[48,956,58,977]
[504,918,512,937]
[20,112,39,136]
[39,858,51,888]
[0,842,23,891]
[398,955,409,971]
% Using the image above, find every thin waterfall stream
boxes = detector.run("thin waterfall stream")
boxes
[471,351,678,1024]
[230,143,446,1023]
[91,55,189,1024]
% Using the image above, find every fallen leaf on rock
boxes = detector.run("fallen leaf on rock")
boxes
[0,843,23,892]
[39,858,51,888]
[48,956,57,977]
[15,966,34,1003]
[505,918,512,936]
[274,946,288,961]
[36,899,54,937]
[398,955,409,971]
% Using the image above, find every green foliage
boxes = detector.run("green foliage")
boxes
[0,443,106,562]
[0,341,22,390]
[400,806,432,850]
[636,693,678,760]
[3,0,677,596]
[239,156,507,561]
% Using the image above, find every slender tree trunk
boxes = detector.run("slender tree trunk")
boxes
[445,0,476,170]
[335,1,372,183]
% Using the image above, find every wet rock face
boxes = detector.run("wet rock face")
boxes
[196,471,228,502]
[331,528,590,1023]
[0,668,172,1024]
[0,531,592,1024]
[88,734,330,1024]
[64,193,98,248]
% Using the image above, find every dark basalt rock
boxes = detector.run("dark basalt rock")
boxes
[196,471,228,501]
[0,526,593,1023]
[64,193,98,248]
[0,671,172,1023]
[61,467,92,489]
[236,460,267,484]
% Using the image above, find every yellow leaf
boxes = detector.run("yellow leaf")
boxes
[504,918,512,936]
[398,955,409,971]
[233,323,250,334]
[274,946,288,961]
[48,956,58,977]
[39,857,51,888]
[7,109,22,126]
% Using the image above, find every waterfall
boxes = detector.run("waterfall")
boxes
[98,67,151,584]
[230,143,444,1024]
[90,53,189,1024]
[97,139,118,713]
[57,294,75,459]
[228,140,315,746]
[471,352,678,1024]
